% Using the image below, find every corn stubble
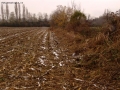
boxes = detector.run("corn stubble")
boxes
[52,26,120,90]
[0,27,119,90]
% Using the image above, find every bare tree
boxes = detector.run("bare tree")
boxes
[4,9,7,20]
[1,3,4,21]
[119,9,120,16]
[18,3,21,21]
[43,13,48,21]
[33,14,37,22]
[9,12,15,22]
[38,12,43,21]
[71,1,76,12]
[6,3,9,21]
[23,4,26,21]
[28,12,32,22]
[26,8,29,20]
[87,14,91,20]
[15,3,18,20]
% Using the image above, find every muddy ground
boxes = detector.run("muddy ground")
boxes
[0,27,119,90]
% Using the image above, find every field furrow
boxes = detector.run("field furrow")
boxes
[0,27,117,90]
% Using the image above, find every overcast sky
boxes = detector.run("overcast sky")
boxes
[0,0,120,18]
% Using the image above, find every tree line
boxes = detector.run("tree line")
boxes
[49,3,120,36]
[1,2,119,29]
[49,3,89,33]
[0,3,50,27]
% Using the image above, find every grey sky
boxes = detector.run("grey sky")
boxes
[0,0,120,18]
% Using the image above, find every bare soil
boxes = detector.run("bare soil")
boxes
[0,27,119,90]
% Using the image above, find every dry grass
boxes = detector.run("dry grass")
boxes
[51,26,120,90]
[0,27,119,90]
